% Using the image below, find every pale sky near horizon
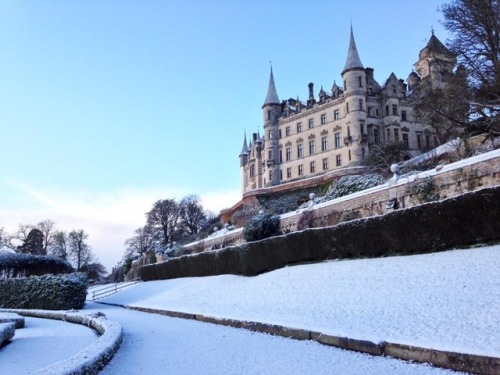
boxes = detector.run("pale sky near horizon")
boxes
[0,0,449,272]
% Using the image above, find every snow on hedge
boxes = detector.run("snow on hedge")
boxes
[0,309,122,375]
[0,322,15,346]
[0,312,25,328]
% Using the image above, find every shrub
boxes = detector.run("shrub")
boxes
[329,174,385,199]
[0,253,73,279]
[243,212,281,242]
[297,211,315,230]
[0,273,87,310]
[406,176,439,204]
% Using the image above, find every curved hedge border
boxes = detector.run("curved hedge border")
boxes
[0,322,15,346]
[0,309,122,375]
[141,186,500,280]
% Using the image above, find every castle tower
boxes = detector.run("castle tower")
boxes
[239,133,248,195]
[414,33,456,89]
[262,67,282,186]
[341,27,368,163]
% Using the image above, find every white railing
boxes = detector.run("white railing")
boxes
[89,278,142,301]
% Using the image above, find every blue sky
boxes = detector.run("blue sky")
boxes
[0,0,449,271]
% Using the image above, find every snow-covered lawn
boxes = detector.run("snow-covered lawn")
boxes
[1,317,98,375]
[100,245,500,358]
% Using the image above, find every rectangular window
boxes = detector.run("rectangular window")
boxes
[286,147,291,161]
[360,123,364,134]
[285,126,291,136]
[359,99,363,110]
[387,128,391,141]
[297,143,303,158]
[401,110,407,121]
[403,133,409,148]
[308,118,314,129]
[385,105,389,116]
[310,161,315,173]
[373,128,379,144]
[321,114,326,124]
[279,130,282,138]
[336,155,341,166]
[346,102,349,113]
[376,108,379,116]
[268,150,272,160]
[417,134,422,149]
[358,76,362,87]
[287,167,292,179]
[394,128,400,142]
[309,140,315,155]
[280,170,283,181]
[297,122,302,133]
[279,149,283,163]
[392,104,398,115]
[335,132,341,148]
[321,136,328,151]
[298,165,303,176]
[250,164,255,177]
[334,109,340,120]
[322,158,328,170]
[268,130,272,139]
[269,171,272,181]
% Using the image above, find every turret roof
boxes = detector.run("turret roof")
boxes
[342,27,364,74]
[263,67,280,106]
[420,34,455,58]
[239,133,248,156]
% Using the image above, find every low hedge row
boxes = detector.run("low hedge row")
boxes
[140,186,500,281]
[0,273,87,310]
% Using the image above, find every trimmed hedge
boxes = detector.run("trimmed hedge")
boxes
[0,273,87,310]
[0,253,73,279]
[140,186,500,280]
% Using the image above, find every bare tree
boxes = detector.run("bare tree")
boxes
[50,230,69,260]
[68,229,93,271]
[180,195,207,235]
[441,0,500,134]
[36,219,57,255]
[124,226,155,259]
[146,199,182,248]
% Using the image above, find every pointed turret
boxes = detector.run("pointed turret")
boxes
[342,27,364,74]
[239,133,248,156]
[414,33,456,87]
[263,67,280,107]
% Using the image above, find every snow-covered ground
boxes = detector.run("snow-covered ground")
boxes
[1,245,498,374]
[100,245,500,358]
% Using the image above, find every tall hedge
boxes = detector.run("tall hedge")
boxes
[0,253,73,279]
[140,186,500,280]
[0,273,87,310]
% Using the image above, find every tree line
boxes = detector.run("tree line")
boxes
[123,194,218,261]
[0,220,105,279]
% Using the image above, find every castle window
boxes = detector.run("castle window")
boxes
[394,128,400,142]
[349,149,352,161]
[297,144,304,158]
[392,85,396,93]
[250,164,255,177]
[298,164,304,176]
[321,136,328,151]
[267,110,271,120]
[373,128,379,144]
[286,147,291,161]
[285,126,291,136]
[358,76,362,87]
[336,155,341,166]
[334,109,340,120]
[334,132,341,148]
[343,80,346,90]
[401,110,407,121]
[346,102,349,113]
[387,128,391,141]
[322,158,328,170]
[376,108,379,116]
[279,130,282,138]
[309,140,315,155]
[321,114,326,124]
[417,134,422,149]
[360,123,364,134]
[347,126,351,137]
[362,147,365,159]
[297,122,302,132]
[385,105,389,116]
[280,170,283,181]
[392,104,398,115]
[403,133,409,149]
[310,161,316,173]
[308,118,314,129]
[287,167,292,179]
[268,150,272,160]
[279,149,283,162]
[268,130,272,139]
[359,99,363,110]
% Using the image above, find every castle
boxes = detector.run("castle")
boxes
[238,28,457,194]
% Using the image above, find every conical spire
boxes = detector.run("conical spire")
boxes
[263,67,280,106]
[421,34,454,58]
[342,27,364,74]
[239,133,248,156]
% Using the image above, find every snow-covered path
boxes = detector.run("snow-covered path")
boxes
[85,303,461,375]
